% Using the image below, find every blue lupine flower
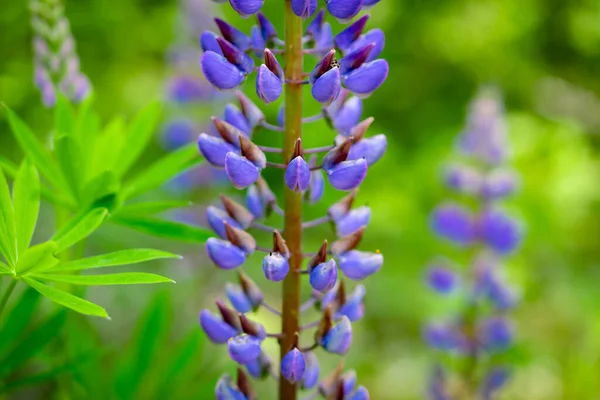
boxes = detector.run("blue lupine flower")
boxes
[444,163,483,195]
[285,156,311,191]
[347,134,388,166]
[346,386,370,400]
[250,26,265,57]
[215,375,247,400]
[431,203,475,245]
[201,38,254,90]
[224,136,267,188]
[224,104,252,136]
[423,323,463,352]
[301,352,320,389]
[326,0,364,22]
[335,15,369,52]
[338,284,366,321]
[161,119,196,150]
[257,49,284,104]
[480,209,521,255]
[321,316,353,354]
[342,370,358,394]
[481,367,511,400]
[228,334,262,364]
[281,347,306,383]
[339,250,383,280]
[215,18,251,52]
[167,75,213,103]
[197,133,238,167]
[199,309,238,344]
[292,0,318,18]
[262,252,290,282]
[335,205,371,236]
[342,59,389,98]
[346,28,385,62]
[478,317,513,352]
[310,259,338,292]
[427,264,457,294]
[229,0,264,17]
[306,155,325,203]
[256,12,277,43]
[226,283,254,314]
[206,238,248,270]
[200,31,223,55]
[309,50,342,105]
[329,93,363,134]
[206,206,242,238]
[483,169,518,199]
[245,353,272,379]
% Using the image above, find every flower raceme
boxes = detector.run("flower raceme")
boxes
[197,2,387,399]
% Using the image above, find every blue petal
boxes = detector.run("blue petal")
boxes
[199,309,238,344]
[348,28,385,62]
[347,134,388,166]
[246,185,264,218]
[331,96,363,134]
[307,169,325,203]
[224,104,252,136]
[256,64,283,104]
[342,59,389,97]
[480,209,521,255]
[197,133,238,167]
[206,237,247,270]
[215,375,247,400]
[292,0,318,18]
[200,31,223,55]
[262,253,290,282]
[334,14,369,51]
[326,0,364,22]
[431,204,475,245]
[315,23,334,57]
[229,0,264,17]
[161,119,196,150]
[215,18,252,51]
[280,348,306,383]
[338,285,366,321]
[217,37,255,74]
[478,317,513,352]
[335,206,371,236]
[285,156,311,192]
[309,259,338,292]
[482,367,511,398]
[250,26,265,58]
[321,316,352,354]
[201,51,246,90]
[312,67,341,105]
[306,9,325,38]
[277,104,285,127]
[301,352,320,389]
[226,283,253,314]
[423,322,464,351]
[225,152,261,189]
[427,265,457,294]
[206,206,242,238]
[326,159,368,191]
[339,250,383,280]
[347,386,370,400]
[482,169,518,199]
[257,12,278,40]
[228,334,262,365]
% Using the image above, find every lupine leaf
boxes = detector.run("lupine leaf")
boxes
[33,272,174,286]
[0,156,18,177]
[113,215,212,243]
[54,134,83,200]
[80,171,120,209]
[90,117,126,177]
[0,287,40,355]
[54,94,76,138]
[0,167,16,267]
[13,159,40,255]
[121,144,202,200]
[15,241,59,274]
[113,102,161,177]
[22,277,109,318]
[52,208,108,253]
[0,261,10,273]
[115,200,191,216]
[0,310,66,378]
[4,107,71,196]
[50,249,179,272]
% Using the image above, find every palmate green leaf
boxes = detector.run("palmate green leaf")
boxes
[22,277,108,318]
[52,207,108,253]
[113,215,212,243]
[81,171,120,208]
[113,102,161,178]
[54,94,75,138]
[0,261,10,273]
[15,241,59,274]
[115,200,191,216]
[0,287,40,355]
[0,167,16,266]
[50,248,180,272]
[90,117,126,178]
[13,159,40,255]
[121,144,202,200]
[33,272,174,285]
[4,107,71,197]
[54,134,83,200]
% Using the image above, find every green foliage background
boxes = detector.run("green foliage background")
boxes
[1,0,600,399]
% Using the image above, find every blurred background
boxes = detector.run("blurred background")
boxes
[1,0,599,399]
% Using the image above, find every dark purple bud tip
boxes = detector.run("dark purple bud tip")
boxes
[326,158,368,191]
[285,156,311,192]
[312,67,341,105]
[292,0,318,18]
[331,226,365,255]
[321,315,353,354]
[200,31,223,55]
[256,64,283,104]
[228,334,262,365]
[328,189,358,220]
[236,91,265,128]
[257,12,277,41]
[262,252,290,282]
[229,0,264,18]
[212,117,245,147]
[310,50,337,83]
[197,133,238,167]
[239,271,264,308]
[199,309,238,344]
[335,14,370,51]
[215,18,251,51]
[225,152,261,189]
[206,238,247,270]
[201,51,246,90]
[239,314,266,340]
[339,249,383,280]
[310,259,338,292]
[273,230,291,258]
[427,265,457,294]
[224,222,257,254]
[264,49,284,79]
[281,348,306,383]
[236,368,256,399]
[343,59,389,98]
[217,37,255,74]
[301,352,320,389]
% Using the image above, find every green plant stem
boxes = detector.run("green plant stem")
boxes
[0,279,18,321]
[280,2,304,400]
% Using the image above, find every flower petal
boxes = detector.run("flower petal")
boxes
[312,67,341,105]
[342,59,389,97]
[197,133,238,167]
[326,159,368,191]
[339,250,383,280]
[281,348,306,383]
[347,134,387,166]
[228,334,262,365]
[285,156,311,192]
[200,309,238,344]
[292,0,318,18]
[201,51,245,90]
[225,152,261,189]
[326,0,364,22]
[256,64,283,104]
[206,238,247,270]
[229,0,264,17]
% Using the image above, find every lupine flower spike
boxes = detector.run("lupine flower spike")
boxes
[198,1,387,399]
[425,88,523,399]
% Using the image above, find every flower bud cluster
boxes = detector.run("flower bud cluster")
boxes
[424,89,523,399]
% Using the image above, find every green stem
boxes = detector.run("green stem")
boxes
[280,2,304,400]
[0,279,18,320]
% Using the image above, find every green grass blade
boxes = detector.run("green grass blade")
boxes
[52,208,108,253]
[0,167,16,266]
[121,144,202,200]
[50,249,180,272]
[113,102,161,177]
[22,277,108,318]
[13,159,40,255]
[32,272,174,286]
[113,215,212,243]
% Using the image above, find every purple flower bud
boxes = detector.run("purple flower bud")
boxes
[310,259,338,292]
[206,206,242,238]
[201,31,223,55]
[342,59,389,98]
[197,133,238,167]
[257,12,277,41]
[246,185,264,218]
[480,209,521,255]
[306,9,325,38]
[427,265,457,294]
[236,91,265,128]
[215,18,252,52]
[246,353,272,379]
[292,0,318,18]
[326,0,363,22]
[339,250,383,280]
[330,96,363,134]
[199,309,238,344]
[285,156,311,192]
[325,159,368,191]
[228,334,262,365]
[362,0,381,7]
[347,28,385,62]
[483,169,518,199]
[444,164,483,195]
[478,317,513,352]
[217,37,255,73]
[347,134,387,166]
[256,64,283,104]
[206,237,247,269]
[347,386,370,400]
[481,367,510,399]
[225,152,261,189]
[277,104,286,127]
[339,42,375,75]
[312,67,341,105]
[314,23,334,57]
[41,83,57,108]
[215,375,247,400]
[280,348,306,383]
[250,26,265,57]
[423,323,463,351]
[338,284,366,321]
[307,158,325,203]
[321,315,352,354]
[224,104,252,136]
[262,252,290,282]
[301,352,320,389]
[342,370,357,394]
[335,15,369,52]
[335,205,371,236]
[229,0,264,17]
[201,51,246,90]
[431,204,475,246]
[226,283,253,313]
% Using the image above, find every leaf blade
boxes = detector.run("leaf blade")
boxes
[113,215,212,243]
[33,272,174,286]
[13,159,40,255]
[115,200,191,216]
[0,167,16,266]
[15,241,59,274]
[52,208,108,253]
[50,248,180,272]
